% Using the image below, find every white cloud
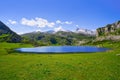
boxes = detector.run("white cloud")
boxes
[8,20,17,25]
[54,26,65,32]
[56,20,72,25]
[65,21,72,24]
[21,17,55,28]
[47,22,55,27]
[17,32,24,35]
[76,25,79,27]
[56,20,62,24]
[21,18,36,26]
[35,29,41,32]
[21,18,72,29]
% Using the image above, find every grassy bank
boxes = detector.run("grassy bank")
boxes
[0,42,120,80]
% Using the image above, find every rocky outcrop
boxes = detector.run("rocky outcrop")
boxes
[96,20,120,41]
[0,21,22,42]
[96,21,120,37]
[96,35,120,41]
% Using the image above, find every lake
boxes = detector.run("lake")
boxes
[16,46,109,53]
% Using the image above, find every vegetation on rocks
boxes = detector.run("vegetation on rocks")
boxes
[0,21,21,42]
[97,20,120,37]
[21,31,95,46]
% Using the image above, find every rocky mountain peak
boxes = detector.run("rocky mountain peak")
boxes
[0,21,21,42]
[75,28,96,36]
[96,20,120,37]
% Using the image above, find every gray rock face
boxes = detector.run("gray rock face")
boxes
[96,21,120,37]
[96,21,120,41]
[96,36,120,41]
[0,21,22,42]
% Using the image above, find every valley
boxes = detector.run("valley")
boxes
[0,20,120,80]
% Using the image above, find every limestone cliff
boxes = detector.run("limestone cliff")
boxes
[96,21,120,37]
[96,21,120,41]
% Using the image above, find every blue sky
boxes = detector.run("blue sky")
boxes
[0,0,120,34]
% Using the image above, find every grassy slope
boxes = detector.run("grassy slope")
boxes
[0,42,120,80]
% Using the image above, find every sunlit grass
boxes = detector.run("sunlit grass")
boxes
[0,42,120,80]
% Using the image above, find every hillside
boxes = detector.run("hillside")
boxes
[97,21,120,36]
[0,21,96,45]
[0,21,21,42]
[21,31,95,46]
[96,20,120,41]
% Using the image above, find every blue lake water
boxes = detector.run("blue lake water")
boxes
[16,46,109,53]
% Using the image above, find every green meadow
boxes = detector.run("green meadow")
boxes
[0,42,120,80]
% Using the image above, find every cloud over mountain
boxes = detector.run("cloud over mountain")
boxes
[54,26,65,32]
[8,20,17,25]
[6,17,75,34]
[21,17,55,28]
[56,20,72,24]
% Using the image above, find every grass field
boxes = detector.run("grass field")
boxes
[0,42,120,80]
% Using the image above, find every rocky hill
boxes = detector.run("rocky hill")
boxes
[97,21,120,36]
[0,21,21,42]
[96,21,120,41]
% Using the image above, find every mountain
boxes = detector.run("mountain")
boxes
[0,21,21,42]
[97,21,120,36]
[37,28,96,36]
[76,28,96,36]
[21,31,95,46]
[45,30,55,34]
[44,29,73,34]
[96,20,120,41]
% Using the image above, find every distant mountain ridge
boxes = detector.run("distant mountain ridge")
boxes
[33,28,96,36]
[0,21,21,42]
[0,20,96,45]
[75,28,96,36]
[22,30,95,46]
